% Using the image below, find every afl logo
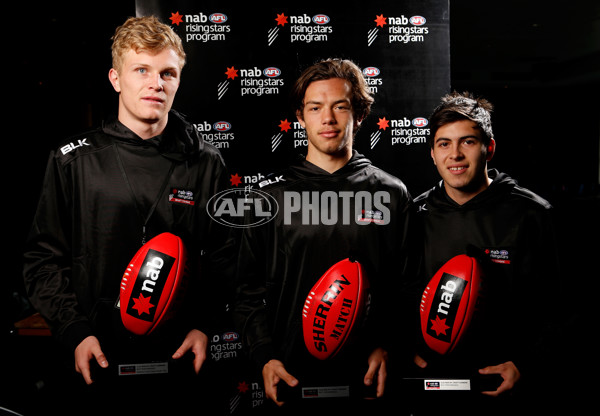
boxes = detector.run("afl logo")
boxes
[412,117,428,127]
[410,16,426,26]
[222,331,239,342]
[213,121,231,132]
[206,188,279,229]
[209,13,228,24]
[312,14,330,25]
[362,67,380,77]
[264,67,281,78]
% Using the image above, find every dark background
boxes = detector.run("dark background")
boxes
[3,0,598,414]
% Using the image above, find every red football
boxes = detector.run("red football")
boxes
[302,258,370,360]
[119,232,188,335]
[420,254,483,355]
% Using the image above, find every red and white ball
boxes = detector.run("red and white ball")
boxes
[119,233,188,335]
[302,258,370,360]
[420,254,483,355]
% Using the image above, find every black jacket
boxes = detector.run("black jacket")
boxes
[232,151,421,387]
[413,169,559,376]
[23,111,229,356]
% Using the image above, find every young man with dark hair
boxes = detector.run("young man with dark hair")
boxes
[412,91,559,412]
[232,58,420,412]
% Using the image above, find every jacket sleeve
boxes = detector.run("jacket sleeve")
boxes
[370,190,423,361]
[231,218,275,371]
[22,152,93,351]
[191,153,238,336]
[510,205,561,377]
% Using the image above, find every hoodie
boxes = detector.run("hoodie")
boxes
[413,169,559,377]
[23,110,229,357]
[232,151,421,390]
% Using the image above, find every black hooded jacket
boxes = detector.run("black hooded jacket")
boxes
[23,111,229,356]
[232,151,421,387]
[413,169,559,376]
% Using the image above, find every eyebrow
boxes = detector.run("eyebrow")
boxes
[304,98,351,106]
[435,134,480,143]
[130,62,180,72]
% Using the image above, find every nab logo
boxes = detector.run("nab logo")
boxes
[140,256,166,294]
[263,67,281,77]
[213,121,232,131]
[209,13,227,24]
[410,16,426,26]
[426,273,466,342]
[362,67,380,77]
[412,117,428,127]
[126,250,175,322]
[312,14,330,25]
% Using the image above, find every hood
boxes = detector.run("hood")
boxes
[101,110,201,162]
[421,169,517,210]
[287,150,372,180]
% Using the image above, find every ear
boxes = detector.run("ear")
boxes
[486,138,496,161]
[353,116,363,132]
[296,109,305,128]
[108,68,121,93]
[430,147,436,165]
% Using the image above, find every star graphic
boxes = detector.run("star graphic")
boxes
[230,173,242,187]
[170,12,184,26]
[279,119,292,132]
[430,315,450,336]
[374,14,387,28]
[377,117,390,130]
[132,293,154,316]
[237,381,250,394]
[225,66,239,80]
[275,13,288,27]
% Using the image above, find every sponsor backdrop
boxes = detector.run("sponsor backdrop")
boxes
[134,0,449,413]
[136,0,449,196]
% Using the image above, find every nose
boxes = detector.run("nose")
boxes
[321,107,336,124]
[149,73,164,91]
[449,143,463,159]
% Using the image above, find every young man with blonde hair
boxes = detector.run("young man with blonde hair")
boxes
[23,16,228,413]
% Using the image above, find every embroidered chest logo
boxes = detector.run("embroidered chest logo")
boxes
[484,248,511,264]
[357,209,385,224]
[169,188,196,206]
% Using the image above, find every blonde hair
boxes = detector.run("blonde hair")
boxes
[111,16,186,72]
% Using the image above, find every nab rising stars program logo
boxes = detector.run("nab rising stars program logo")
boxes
[368,13,429,46]
[217,65,284,100]
[267,12,332,45]
[193,120,234,149]
[169,10,231,43]
[369,116,430,149]
[272,118,313,152]
[362,66,383,95]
